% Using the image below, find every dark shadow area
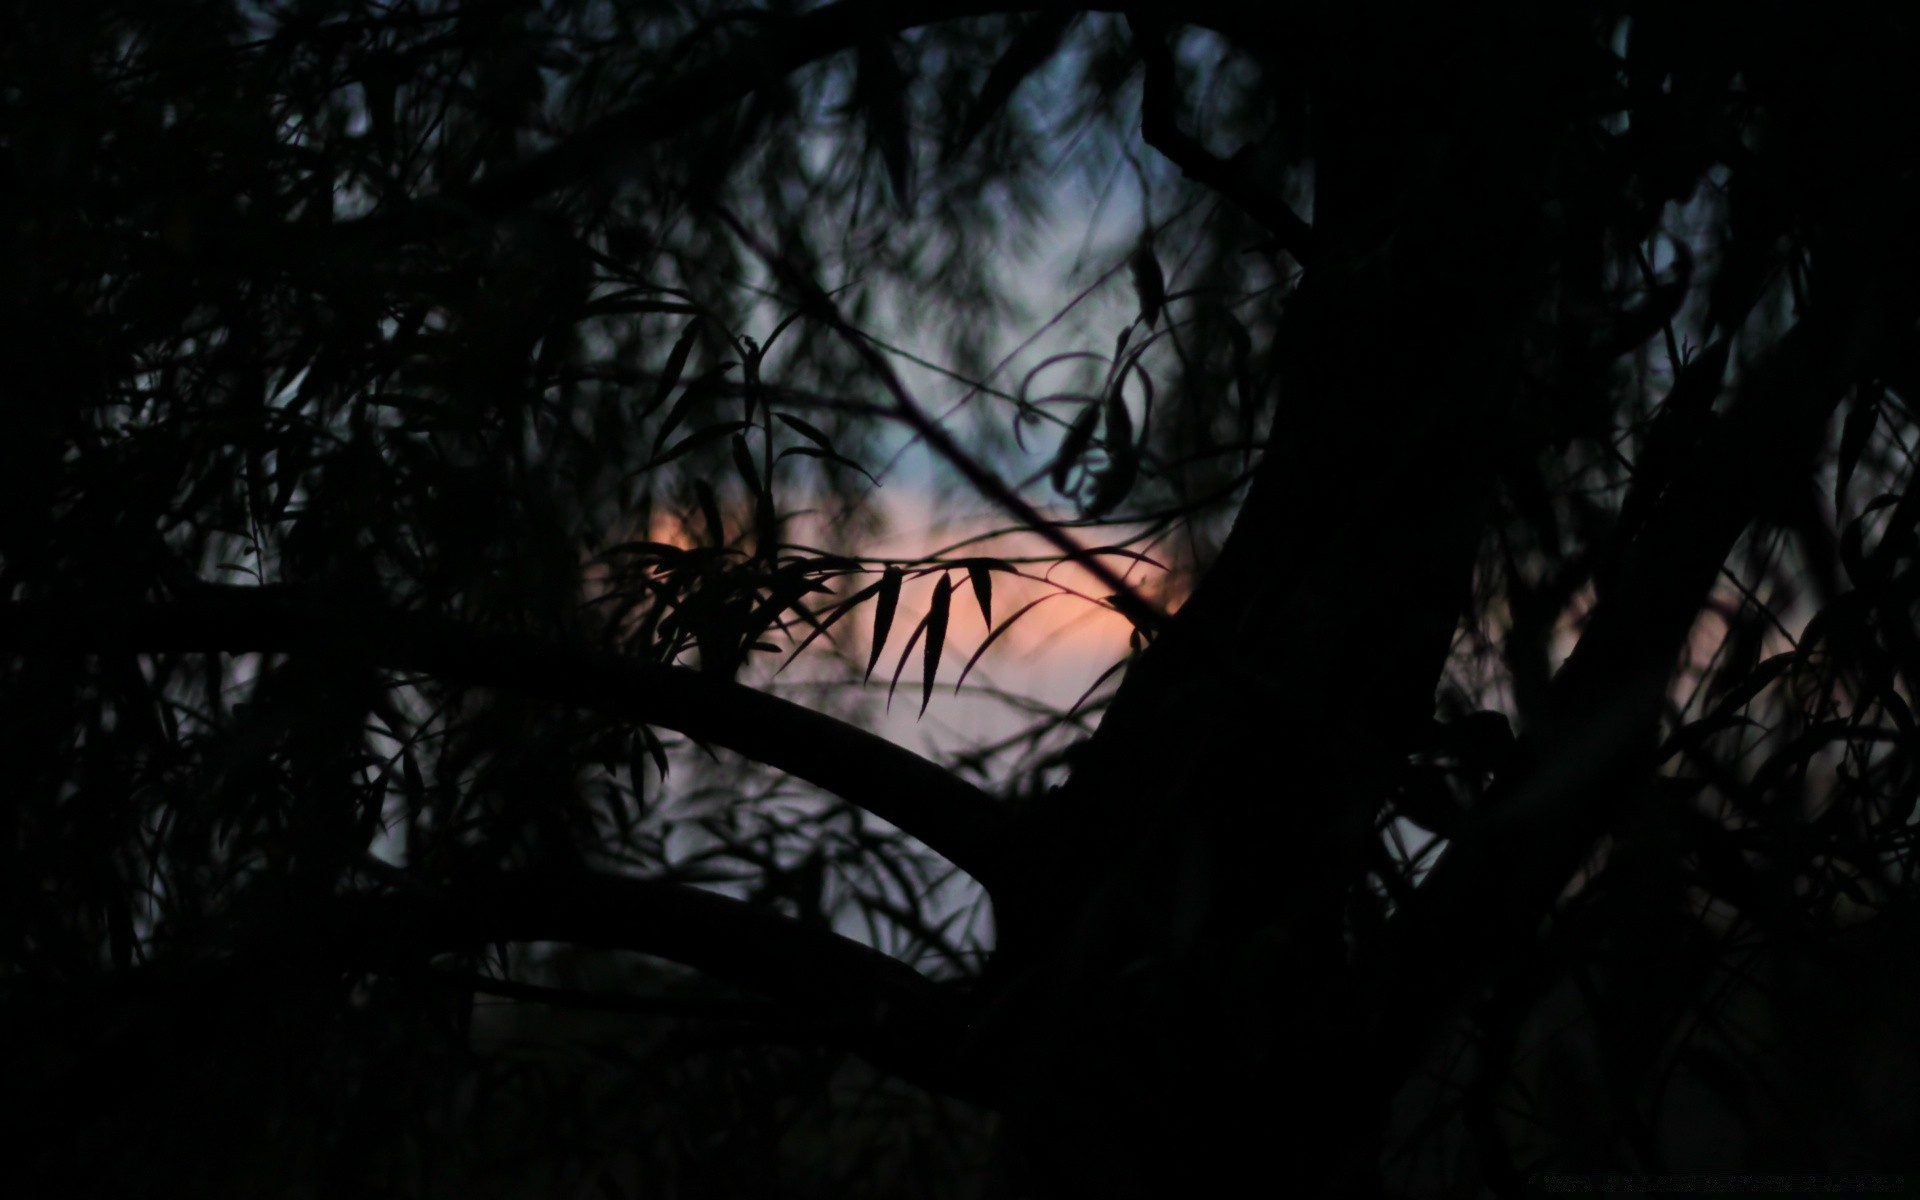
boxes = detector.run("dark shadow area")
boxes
[3,2,1919,1196]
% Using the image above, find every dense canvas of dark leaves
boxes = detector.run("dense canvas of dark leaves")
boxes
[3,1,1918,1196]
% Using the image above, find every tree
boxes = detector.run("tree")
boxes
[5,0,1919,1194]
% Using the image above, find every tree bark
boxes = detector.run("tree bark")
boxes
[979,15,1546,1192]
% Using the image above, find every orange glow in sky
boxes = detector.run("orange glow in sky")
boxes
[583,482,1184,753]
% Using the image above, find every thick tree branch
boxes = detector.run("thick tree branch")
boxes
[9,868,988,1107]
[1367,278,1905,1096]
[323,867,985,1099]
[0,584,1015,890]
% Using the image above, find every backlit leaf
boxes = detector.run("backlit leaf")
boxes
[1084,451,1138,518]
[1051,401,1100,494]
[694,479,726,548]
[645,320,700,419]
[649,420,751,469]
[955,593,1068,692]
[1129,232,1165,329]
[865,567,903,682]
[1085,545,1168,570]
[966,562,993,627]
[774,410,835,451]
[651,366,724,457]
[777,576,882,675]
[731,433,761,495]
[778,445,881,487]
[401,748,424,801]
[629,733,653,820]
[889,613,929,711]
[921,574,951,717]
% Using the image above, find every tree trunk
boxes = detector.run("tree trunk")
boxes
[978,15,1552,1192]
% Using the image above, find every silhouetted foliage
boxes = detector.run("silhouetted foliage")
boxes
[5,1,1920,1196]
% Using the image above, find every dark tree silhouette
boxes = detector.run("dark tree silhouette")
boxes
[4,1,1918,1195]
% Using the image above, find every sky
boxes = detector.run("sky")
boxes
[628,120,1189,957]
[703,114,1184,765]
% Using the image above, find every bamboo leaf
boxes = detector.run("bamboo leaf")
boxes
[1051,400,1100,494]
[401,748,425,802]
[650,367,723,457]
[584,298,707,318]
[921,574,952,717]
[1084,451,1139,518]
[777,577,882,675]
[1710,651,1800,717]
[774,410,835,451]
[955,593,1068,693]
[649,420,751,469]
[778,445,881,487]
[1085,385,1138,517]
[1104,377,1134,450]
[754,488,777,560]
[966,562,993,627]
[888,613,930,711]
[963,557,1017,574]
[1658,653,1799,764]
[1129,231,1165,329]
[645,320,700,419]
[629,732,653,819]
[731,433,762,495]
[694,479,726,548]
[865,567,903,682]
[1085,545,1168,570]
